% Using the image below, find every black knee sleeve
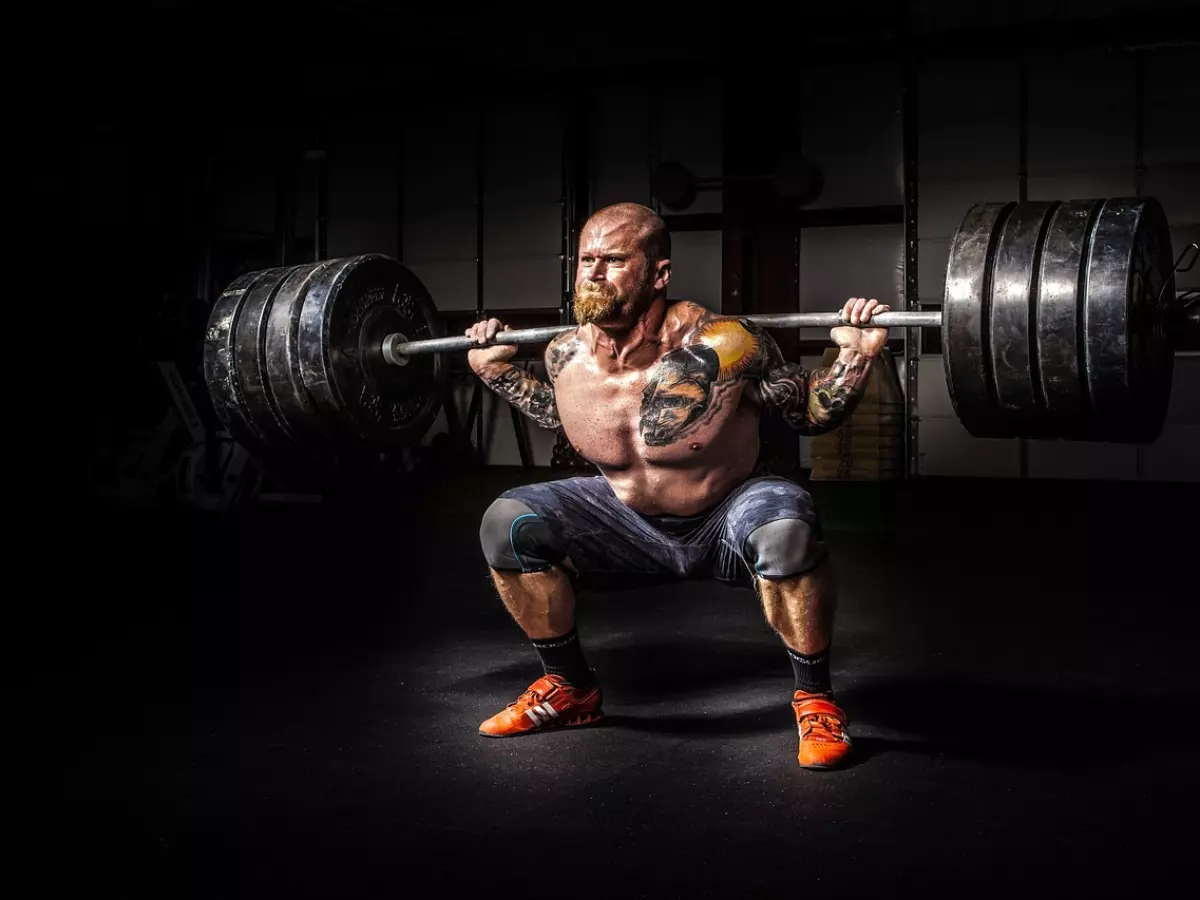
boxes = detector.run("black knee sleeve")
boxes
[744,518,826,580]
[479,497,567,573]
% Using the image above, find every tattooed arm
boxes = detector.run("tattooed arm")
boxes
[466,320,579,430]
[748,297,890,435]
[749,327,873,434]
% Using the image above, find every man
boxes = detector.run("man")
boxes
[465,202,889,769]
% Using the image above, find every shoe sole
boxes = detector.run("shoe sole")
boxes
[478,710,605,739]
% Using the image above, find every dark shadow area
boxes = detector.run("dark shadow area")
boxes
[841,680,1200,767]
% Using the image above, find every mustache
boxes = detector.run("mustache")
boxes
[576,281,617,297]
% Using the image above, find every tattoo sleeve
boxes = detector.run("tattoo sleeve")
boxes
[476,333,581,431]
[478,364,560,430]
[750,323,874,435]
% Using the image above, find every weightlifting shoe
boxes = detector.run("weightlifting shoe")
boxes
[792,690,852,769]
[479,673,604,738]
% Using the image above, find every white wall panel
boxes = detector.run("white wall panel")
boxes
[917,236,952,306]
[800,224,904,341]
[483,203,560,260]
[919,178,1019,241]
[801,63,903,208]
[1164,357,1200,422]
[402,207,479,263]
[590,87,653,209]
[918,417,1021,477]
[405,261,477,312]
[1027,55,1136,176]
[483,257,561,310]
[666,230,723,311]
[654,77,723,214]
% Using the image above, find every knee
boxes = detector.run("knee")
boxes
[479,496,566,573]
[744,518,826,580]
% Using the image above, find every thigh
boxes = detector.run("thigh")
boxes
[500,476,688,583]
[713,476,822,581]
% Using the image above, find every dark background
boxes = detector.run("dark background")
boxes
[19,2,1200,897]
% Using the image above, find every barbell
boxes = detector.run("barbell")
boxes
[203,196,1196,454]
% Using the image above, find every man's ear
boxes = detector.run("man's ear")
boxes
[655,258,671,291]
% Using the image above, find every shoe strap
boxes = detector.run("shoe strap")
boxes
[793,697,844,719]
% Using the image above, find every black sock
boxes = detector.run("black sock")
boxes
[531,628,595,687]
[787,645,832,694]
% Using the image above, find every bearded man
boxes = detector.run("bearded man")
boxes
[465,202,889,769]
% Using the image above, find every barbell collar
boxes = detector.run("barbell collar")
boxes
[384,310,944,359]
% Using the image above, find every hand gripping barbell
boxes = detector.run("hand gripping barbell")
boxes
[203,196,1197,453]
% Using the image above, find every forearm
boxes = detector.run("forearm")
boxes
[804,347,873,432]
[760,347,873,435]
[475,362,561,429]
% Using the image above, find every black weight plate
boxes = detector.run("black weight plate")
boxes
[942,200,1016,438]
[989,200,1056,431]
[1083,197,1175,442]
[203,268,272,448]
[230,263,321,447]
[295,254,445,445]
[259,260,337,444]
[1034,199,1100,436]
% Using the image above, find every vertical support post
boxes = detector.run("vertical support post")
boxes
[396,118,406,263]
[901,57,920,479]
[1017,59,1030,477]
[275,141,296,267]
[475,101,486,464]
[313,128,328,263]
[1134,48,1147,479]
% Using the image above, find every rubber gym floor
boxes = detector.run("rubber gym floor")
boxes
[40,467,1199,897]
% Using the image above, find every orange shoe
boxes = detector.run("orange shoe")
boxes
[792,691,852,769]
[479,673,604,738]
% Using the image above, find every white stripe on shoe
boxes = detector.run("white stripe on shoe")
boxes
[524,702,559,727]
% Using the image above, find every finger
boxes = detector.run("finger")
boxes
[842,297,856,322]
[861,298,879,322]
[849,297,868,326]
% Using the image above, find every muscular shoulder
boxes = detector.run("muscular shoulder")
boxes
[545,328,584,380]
[678,309,763,382]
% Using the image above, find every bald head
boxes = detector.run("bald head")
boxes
[583,202,671,263]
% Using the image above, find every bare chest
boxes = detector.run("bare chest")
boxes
[554,353,750,468]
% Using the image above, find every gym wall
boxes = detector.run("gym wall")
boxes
[915,46,1199,481]
[206,41,1197,481]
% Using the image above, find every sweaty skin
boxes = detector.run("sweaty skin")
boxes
[467,202,887,517]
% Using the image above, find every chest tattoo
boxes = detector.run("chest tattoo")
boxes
[638,345,721,446]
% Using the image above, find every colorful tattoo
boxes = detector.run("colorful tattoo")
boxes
[637,317,760,446]
[747,321,873,434]
[639,345,721,445]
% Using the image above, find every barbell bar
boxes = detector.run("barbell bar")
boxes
[203,195,1190,454]
[380,311,946,363]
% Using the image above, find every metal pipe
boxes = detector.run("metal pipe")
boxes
[383,310,945,361]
